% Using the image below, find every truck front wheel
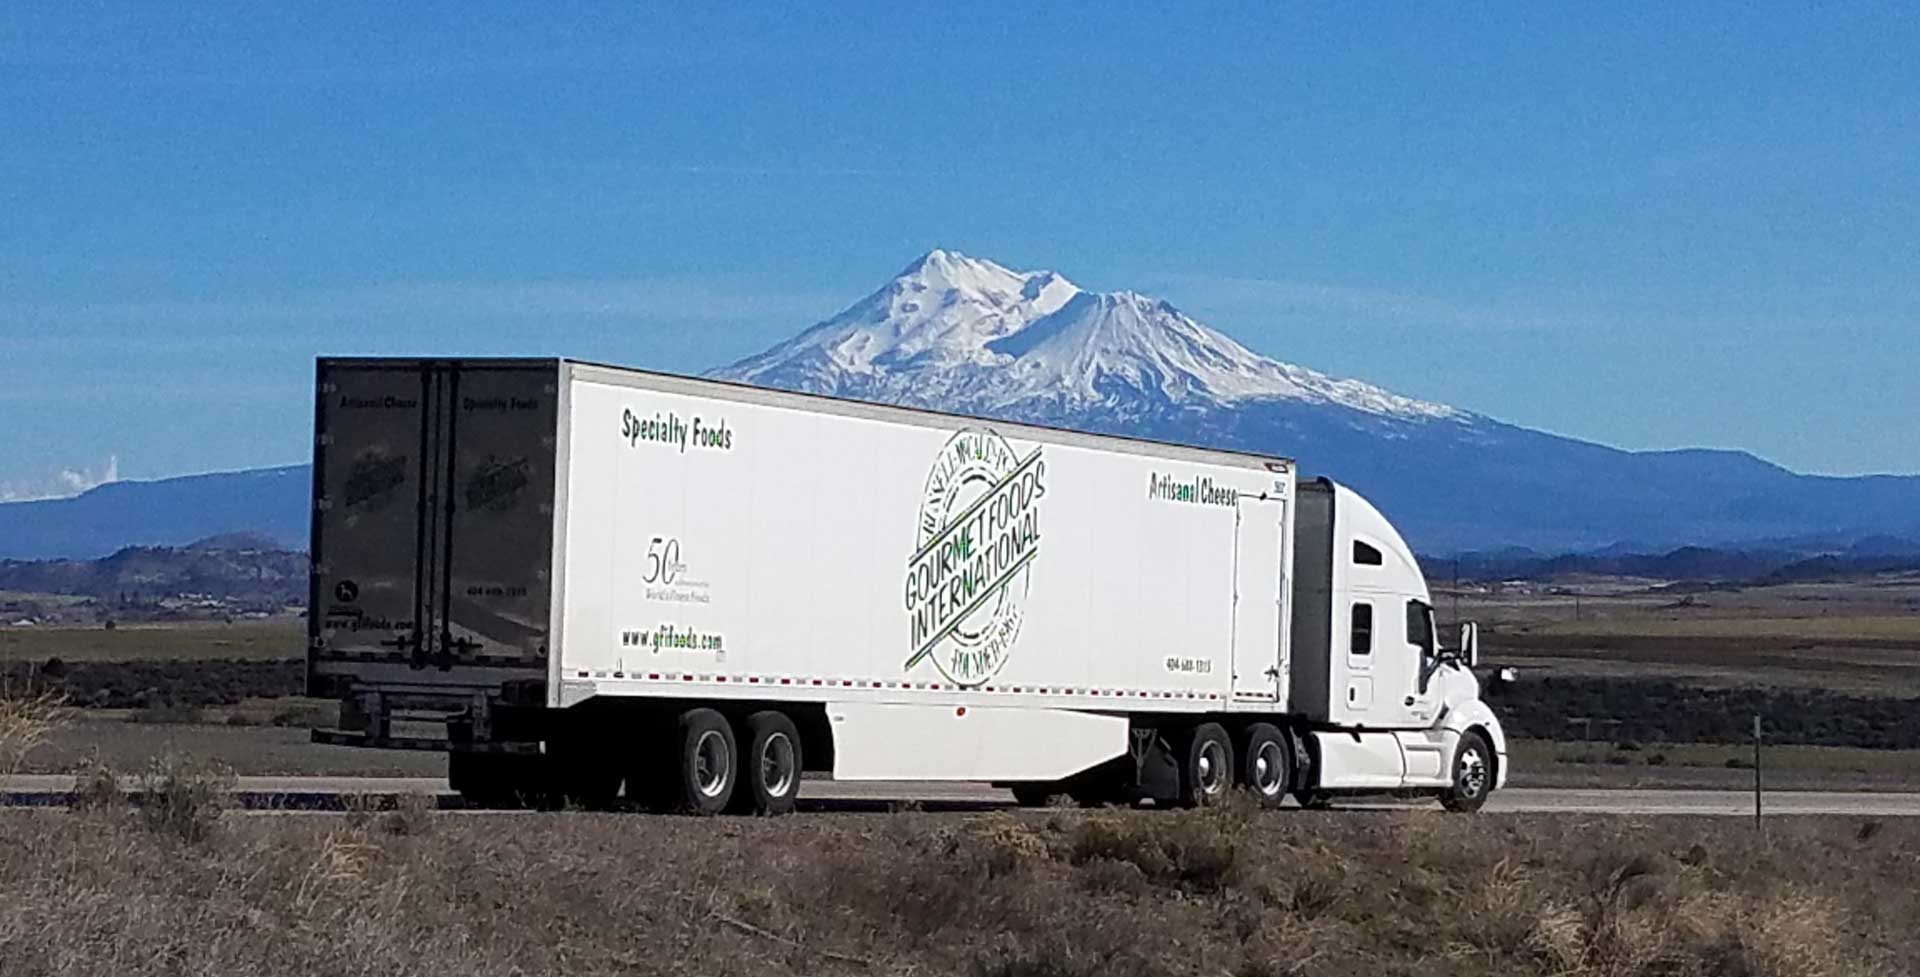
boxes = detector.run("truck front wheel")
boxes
[1440,732,1494,813]
[673,708,738,816]
[1176,723,1234,808]
[734,710,802,816]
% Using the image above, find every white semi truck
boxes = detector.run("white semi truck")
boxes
[308,357,1508,814]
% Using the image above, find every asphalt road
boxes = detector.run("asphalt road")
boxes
[4,775,1920,817]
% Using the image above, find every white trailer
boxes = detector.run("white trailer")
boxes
[308,357,1508,813]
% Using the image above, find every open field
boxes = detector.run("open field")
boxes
[0,617,302,664]
[18,714,1920,792]
[1,577,1915,788]
[1508,739,1920,792]
[1449,577,1920,697]
[2,801,1915,977]
[19,712,446,778]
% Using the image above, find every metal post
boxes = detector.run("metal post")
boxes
[1451,558,1461,630]
[1752,714,1763,830]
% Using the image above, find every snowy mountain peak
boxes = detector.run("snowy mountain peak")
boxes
[713,251,1466,423]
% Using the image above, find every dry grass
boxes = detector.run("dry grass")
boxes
[0,685,64,779]
[0,794,1913,977]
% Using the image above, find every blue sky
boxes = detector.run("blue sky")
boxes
[3,5,1916,498]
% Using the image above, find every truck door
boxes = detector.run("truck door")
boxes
[310,361,556,682]
[311,365,430,667]
[1230,500,1285,701]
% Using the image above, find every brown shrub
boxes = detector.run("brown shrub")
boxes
[0,689,64,778]
[68,750,123,812]
[0,804,1908,977]
[134,754,234,843]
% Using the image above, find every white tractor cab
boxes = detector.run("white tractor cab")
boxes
[1287,478,1508,811]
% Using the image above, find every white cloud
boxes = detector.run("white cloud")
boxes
[0,455,119,503]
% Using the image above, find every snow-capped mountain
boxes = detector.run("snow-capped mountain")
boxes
[714,250,1920,554]
[9,250,1918,559]
[718,249,1463,424]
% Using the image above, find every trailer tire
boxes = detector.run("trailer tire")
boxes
[671,708,737,816]
[1176,722,1234,808]
[734,710,802,816]
[1440,731,1494,813]
[1239,723,1291,809]
[450,751,537,809]
[559,755,623,811]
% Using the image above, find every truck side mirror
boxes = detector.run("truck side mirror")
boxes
[1459,622,1479,669]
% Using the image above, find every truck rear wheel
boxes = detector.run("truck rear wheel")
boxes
[734,710,802,816]
[671,708,737,816]
[1239,723,1291,809]
[1176,722,1234,808]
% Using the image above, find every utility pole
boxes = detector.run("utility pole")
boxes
[1451,558,1461,630]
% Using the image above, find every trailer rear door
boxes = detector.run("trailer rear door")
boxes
[309,361,557,684]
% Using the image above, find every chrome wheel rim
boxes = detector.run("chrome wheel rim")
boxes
[761,731,797,797]
[1252,740,1287,796]
[693,729,731,798]
[1197,739,1229,797]
[1457,747,1488,798]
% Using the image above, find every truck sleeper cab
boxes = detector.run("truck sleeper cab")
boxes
[306,357,1508,815]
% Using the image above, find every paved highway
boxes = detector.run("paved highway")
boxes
[4,775,1919,817]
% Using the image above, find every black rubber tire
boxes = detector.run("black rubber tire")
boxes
[450,752,550,809]
[1238,723,1291,809]
[558,751,623,811]
[1176,722,1235,808]
[1440,731,1494,813]
[672,708,737,816]
[448,751,516,808]
[1009,783,1057,807]
[620,716,677,813]
[734,710,803,816]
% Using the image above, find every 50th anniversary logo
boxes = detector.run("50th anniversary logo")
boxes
[903,428,1045,687]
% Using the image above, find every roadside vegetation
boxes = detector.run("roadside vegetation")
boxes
[0,791,1910,977]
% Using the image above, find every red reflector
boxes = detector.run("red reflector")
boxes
[956,707,967,717]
